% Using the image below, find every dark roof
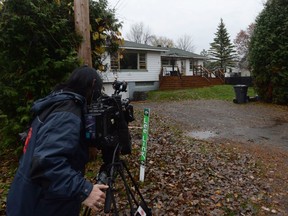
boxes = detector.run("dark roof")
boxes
[162,47,207,59]
[122,40,207,59]
[122,40,168,52]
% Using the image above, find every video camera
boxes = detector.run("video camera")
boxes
[83,80,152,216]
[84,80,134,160]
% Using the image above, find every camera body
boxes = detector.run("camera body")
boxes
[83,81,152,216]
[84,80,134,156]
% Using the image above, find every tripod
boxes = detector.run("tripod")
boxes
[83,145,152,216]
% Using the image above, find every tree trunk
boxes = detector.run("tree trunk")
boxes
[74,0,92,66]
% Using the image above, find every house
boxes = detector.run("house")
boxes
[102,41,212,99]
[102,41,168,99]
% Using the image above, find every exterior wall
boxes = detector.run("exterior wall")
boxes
[176,61,182,73]
[198,60,204,66]
[103,81,159,99]
[102,51,162,99]
[128,81,159,98]
[103,51,161,82]
[225,67,251,77]
[188,59,204,75]
[185,60,191,75]
[241,69,251,77]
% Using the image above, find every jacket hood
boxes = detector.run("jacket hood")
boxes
[31,91,86,114]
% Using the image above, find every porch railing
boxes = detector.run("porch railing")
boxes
[192,65,225,83]
[161,65,225,82]
[160,66,182,77]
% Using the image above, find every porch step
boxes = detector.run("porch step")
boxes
[159,76,223,90]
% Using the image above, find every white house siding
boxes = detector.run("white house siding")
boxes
[185,60,191,75]
[198,60,204,66]
[241,69,251,77]
[102,51,162,99]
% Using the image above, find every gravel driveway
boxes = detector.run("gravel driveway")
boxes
[134,100,288,151]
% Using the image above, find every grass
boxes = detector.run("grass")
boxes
[147,84,256,102]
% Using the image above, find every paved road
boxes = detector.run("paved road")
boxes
[134,100,288,150]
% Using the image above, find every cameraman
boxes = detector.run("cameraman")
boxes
[6,66,108,216]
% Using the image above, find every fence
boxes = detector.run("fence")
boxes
[225,76,253,87]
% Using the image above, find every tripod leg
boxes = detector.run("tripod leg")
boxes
[111,187,119,216]
[101,160,151,215]
[104,185,113,213]
[104,180,120,216]
[121,160,152,216]
[116,163,137,214]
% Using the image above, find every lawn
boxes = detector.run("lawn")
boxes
[147,84,256,101]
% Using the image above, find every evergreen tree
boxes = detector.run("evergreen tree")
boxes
[209,18,237,71]
[248,0,288,104]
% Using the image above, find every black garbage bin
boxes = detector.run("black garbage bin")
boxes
[233,85,248,103]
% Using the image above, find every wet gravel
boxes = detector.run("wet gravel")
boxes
[133,100,288,150]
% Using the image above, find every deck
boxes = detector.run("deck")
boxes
[159,66,225,90]
[159,75,224,90]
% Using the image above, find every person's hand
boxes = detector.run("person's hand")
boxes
[82,184,109,211]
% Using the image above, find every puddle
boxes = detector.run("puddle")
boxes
[187,130,217,140]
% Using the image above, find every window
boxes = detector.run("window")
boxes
[161,59,170,66]
[189,60,199,70]
[111,53,119,71]
[111,51,147,71]
[139,53,146,69]
[189,60,194,70]
[120,53,138,69]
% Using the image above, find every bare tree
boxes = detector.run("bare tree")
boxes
[176,34,195,52]
[234,23,255,57]
[234,23,255,70]
[150,35,175,47]
[126,22,153,44]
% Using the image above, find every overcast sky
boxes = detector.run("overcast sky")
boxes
[108,0,265,53]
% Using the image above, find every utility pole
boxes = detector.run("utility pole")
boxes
[74,0,92,66]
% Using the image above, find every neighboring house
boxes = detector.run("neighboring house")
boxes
[102,41,207,99]
[206,55,251,78]
[225,67,251,77]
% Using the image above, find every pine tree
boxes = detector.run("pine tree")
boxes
[248,0,288,104]
[209,18,237,71]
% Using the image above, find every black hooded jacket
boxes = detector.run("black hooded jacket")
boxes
[7,91,93,216]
